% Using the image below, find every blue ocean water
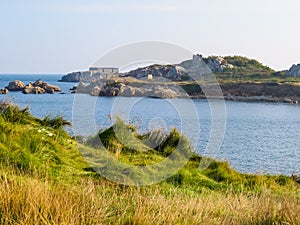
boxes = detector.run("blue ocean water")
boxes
[0,74,299,175]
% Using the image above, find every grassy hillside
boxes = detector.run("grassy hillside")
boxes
[202,55,300,84]
[0,102,299,224]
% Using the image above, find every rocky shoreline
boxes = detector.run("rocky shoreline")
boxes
[69,79,300,104]
[1,78,299,104]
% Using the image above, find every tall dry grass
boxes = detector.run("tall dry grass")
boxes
[0,172,299,225]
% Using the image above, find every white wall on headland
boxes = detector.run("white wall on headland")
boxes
[89,67,119,75]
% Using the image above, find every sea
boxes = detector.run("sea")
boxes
[0,74,299,176]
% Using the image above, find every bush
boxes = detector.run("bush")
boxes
[0,102,32,124]
[41,115,71,129]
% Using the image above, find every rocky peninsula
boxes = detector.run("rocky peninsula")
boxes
[60,55,300,103]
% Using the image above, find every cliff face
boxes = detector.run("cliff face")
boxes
[59,71,94,82]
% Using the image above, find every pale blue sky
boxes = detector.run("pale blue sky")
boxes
[1,0,300,74]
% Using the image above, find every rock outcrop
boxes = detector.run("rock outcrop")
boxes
[122,64,190,81]
[181,55,234,73]
[121,55,234,80]
[6,80,25,91]
[4,80,62,94]
[286,64,300,77]
[59,71,111,83]
[71,77,189,98]
[59,71,93,82]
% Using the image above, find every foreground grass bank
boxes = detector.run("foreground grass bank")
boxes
[0,102,299,224]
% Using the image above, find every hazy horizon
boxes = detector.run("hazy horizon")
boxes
[1,0,300,74]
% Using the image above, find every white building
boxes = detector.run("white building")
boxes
[89,67,119,80]
[89,67,119,74]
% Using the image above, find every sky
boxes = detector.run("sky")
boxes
[1,0,300,74]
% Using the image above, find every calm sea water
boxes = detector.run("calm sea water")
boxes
[0,74,299,175]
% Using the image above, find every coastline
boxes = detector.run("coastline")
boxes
[191,94,299,104]
[67,80,300,104]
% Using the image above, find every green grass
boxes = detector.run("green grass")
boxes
[0,102,299,224]
[0,101,90,180]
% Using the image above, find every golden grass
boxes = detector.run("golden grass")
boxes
[1,171,299,225]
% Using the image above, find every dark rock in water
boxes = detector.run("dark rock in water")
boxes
[4,79,62,95]
[5,80,25,91]
[0,88,9,94]
[59,71,93,82]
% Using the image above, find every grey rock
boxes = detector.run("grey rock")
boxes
[60,71,92,82]
[286,64,300,77]
[122,64,190,81]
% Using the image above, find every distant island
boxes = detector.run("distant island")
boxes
[59,55,300,103]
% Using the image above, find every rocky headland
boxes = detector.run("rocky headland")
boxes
[60,54,235,83]
[61,55,300,103]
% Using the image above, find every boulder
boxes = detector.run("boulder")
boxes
[22,86,46,94]
[0,88,9,94]
[43,84,62,93]
[5,80,25,91]
[206,58,224,72]
[90,86,101,96]
[286,64,300,77]
[33,79,43,86]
